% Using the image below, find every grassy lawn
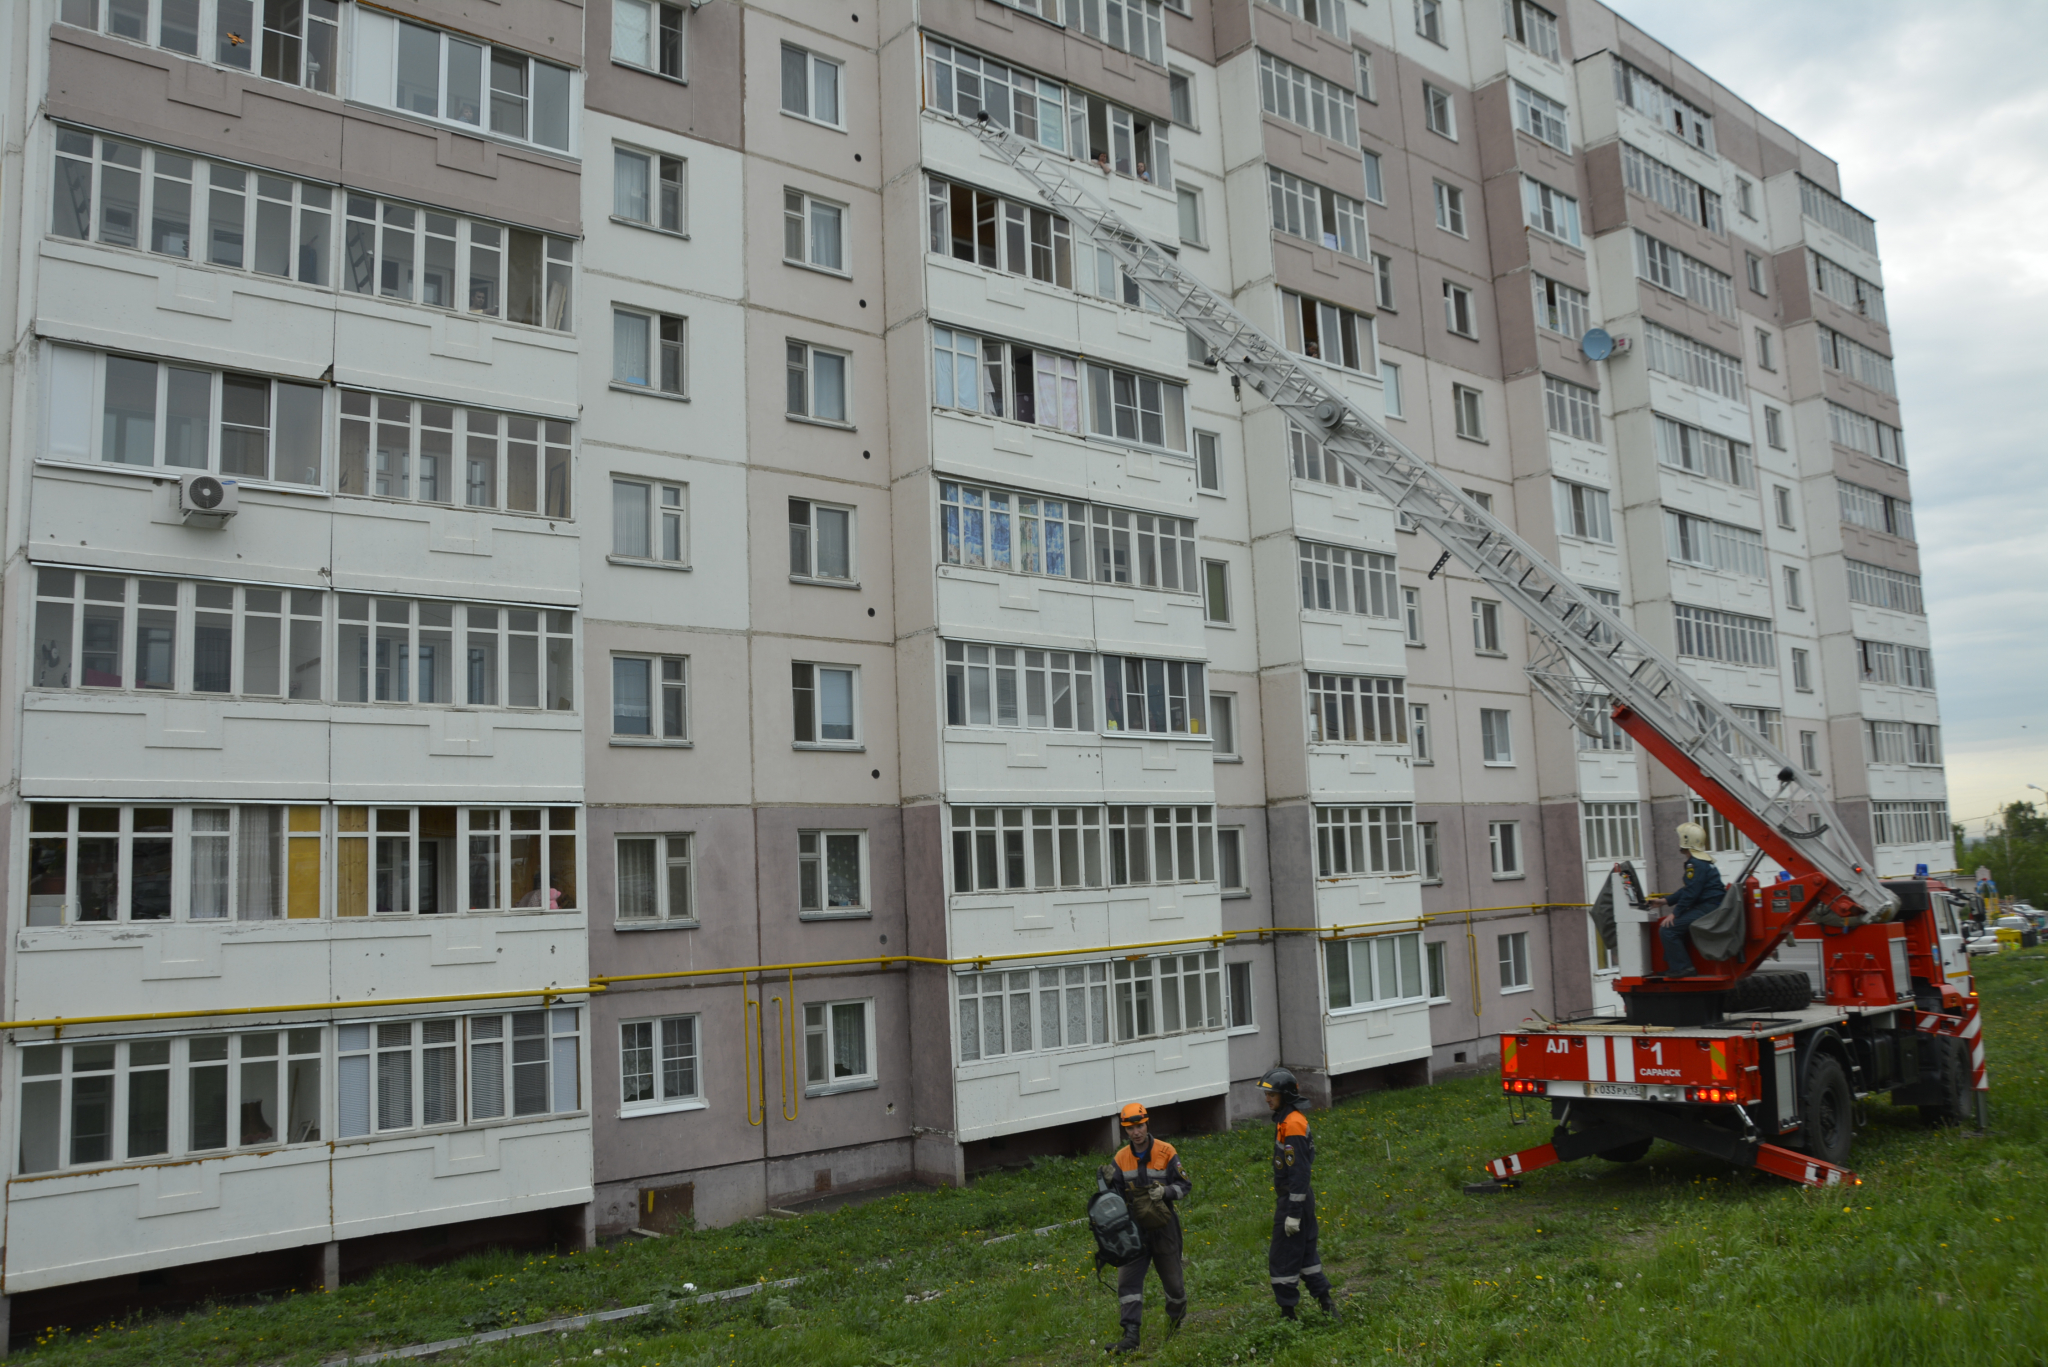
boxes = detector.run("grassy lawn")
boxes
[27,946,2048,1367]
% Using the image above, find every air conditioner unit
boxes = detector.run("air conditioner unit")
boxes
[178,471,239,527]
[1609,334,1634,355]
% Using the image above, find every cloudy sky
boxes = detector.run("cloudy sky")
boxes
[1614,0,2048,836]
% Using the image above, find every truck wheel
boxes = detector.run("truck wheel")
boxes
[1801,1054,1854,1166]
[1725,970,1812,1015]
[1919,1037,1972,1125]
[1598,1137,1653,1163]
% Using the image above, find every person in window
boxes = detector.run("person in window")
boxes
[1651,821,1724,978]
[1094,149,1112,175]
[1136,161,1151,183]
[1099,1102,1191,1354]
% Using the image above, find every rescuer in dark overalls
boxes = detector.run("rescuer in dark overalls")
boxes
[1101,1102,1191,1354]
[1259,1069,1340,1321]
[1655,821,1726,978]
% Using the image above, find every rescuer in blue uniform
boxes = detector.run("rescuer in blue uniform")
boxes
[1656,820,1726,978]
[1258,1068,1340,1322]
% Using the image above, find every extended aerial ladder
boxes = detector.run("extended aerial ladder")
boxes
[954,112,1984,1187]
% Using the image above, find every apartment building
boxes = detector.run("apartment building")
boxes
[0,0,1942,1330]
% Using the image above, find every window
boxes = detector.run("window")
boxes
[1073,0,1166,64]
[1168,69,1196,127]
[1464,489,1493,513]
[1490,824,1524,881]
[1672,603,1776,667]
[1269,0,1347,34]
[1582,802,1642,861]
[939,482,1196,589]
[803,1000,874,1091]
[1371,254,1397,311]
[1612,60,1715,155]
[1633,231,1734,318]
[791,663,858,745]
[1177,186,1205,245]
[1297,542,1398,618]
[1654,415,1753,490]
[1324,932,1426,1011]
[338,391,572,515]
[1283,291,1372,371]
[1505,0,1561,59]
[613,147,684,233]
[1442,281,1476,338]
[1621,142,1722,233]
[1355,50,1375,101]
[1575,691,1632,752]
[1684,799,1752,855]
[46,346,324,485]
[1664,511,1767,579]
[1195,431,1222,491]
[789,498,855,583]
[1866,721,1942,768]
[1402,586,1423,644]
[1644,323,1745,402]
[1419,823,1442,883]
[1544,378,1601,444]
[1798,176,1879,254]
[1765,407,1785,450]
[1069,89,1176,187]
[66,0,338,89]
[1209,694,1237,757]
[1783,566,1805,611]
[612,657,686,740]
[1471,598,1504,653]
[1828,403,1907,466]
[958,962,1105,1061]
[1202,560,1232,623]
[1800,730,1820,773]
[1101,657,1210,735]
[1432,181,1466,236]
[798,832,866,912]
[930,325,1081,428]
[1745,251,1768,297]
[613,311,686,396]
[1511,81,1570,151]
[32,569,309,699]
[1426,940,1449,998]
[1480,709,1514,765]
[923,43,1068,154]
[1552,480,1612,542]
[1809,251,1888,326]
[778,190,849,277]
[1416,0,1445,45]
[786,341,849,423]
[1838,480,1915,541]
[620,1015,698,1112]
[1314,806,1417,877]
[1737,177,1756,219]
[370,15,572,151]
[1497,930,1530,987]
[1258,52,1360,147]
[615,834,693,923]
[18,1027,325,1173]
[614,0,684,77]
[1791,647,1812,692]
[1085,360,1189,451]
[950,807,1102,890]
[1409,703,1431,763]
[1910,724,1943,766]
[1382,362,1403,418]
[1756,329,1776,372]
[1227,960,1254,1027]
[1859,639,1936,690]
[339,194,573,328]
[1871,800,1950,847]
[1532,276,1589,339]
[1453,384,1485,441]
[1268,168,1367,258]
[946,643,1096,731]
[1110,807,1217,884]
[1114,954,1225,1041]
[781,43,843,127]
[1307,674,1408,745]
[1520,177,1582,246]
[612,478,686,564]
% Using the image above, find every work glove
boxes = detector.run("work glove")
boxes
[1099,1164,1118,1184]
[1284,1216,1301,1237]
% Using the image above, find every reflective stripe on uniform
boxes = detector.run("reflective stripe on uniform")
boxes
[1289,1192,1306,1201]
[1271,1274,1299,1285]
[1300,1264,1322,1275]
[1119,1294,1144,1304]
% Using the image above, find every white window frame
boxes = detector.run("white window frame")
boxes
[619,1014,702,1116]
[1756,327,1776,372]
[791,662,860,748]
[789,498,856,586]
[612,0,686,80]
[803,998,876,1094]
[614,833,695,925]
[1416,0,1446,46]
[1419,821,1442,884]
[1521,176,1582,246]
[374,15,577,154]
[1226,960,1256,1031]
[1410,702,1431,764]
[1453,383,1486,441]
[610,476,687,567]
[1202,558,1231,624]
[1432,180,1466,236]
[1209,692,1238,759]
[1217,826,1248,897]
[612,308,687,398]
[1783,565,1805,611]
[1426,940,1450,1000]
[1355,50,1375,101]
[1382,361,1403,419]
[1168,69,1197,128]
[784,188,848,275]
[1177,185,1206,247]
[786,341,850,425]
[1496,926,1530,983]
[1800,729,1820,774]
[1194,430,1222,493]
[1325,931,1428,1013]
[63,0,340,93]
[781,43,845,130]
[612,145,685,234]
[1511,80,1570,151]
[1764,406,1786,450]
[1402,586,1423,645]
[610,654,688,742]
[1791,646,1813,693]
[1423,83,1456,139]
[1472,597,1503,654]
[1442,281,1476,338]
[798,831,869,915]
[1480,708,1514,766]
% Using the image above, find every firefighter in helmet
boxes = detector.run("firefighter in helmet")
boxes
[1099,1101,1192,1354]
[1259,1068,1340,1322]
[1653,821,1726,978]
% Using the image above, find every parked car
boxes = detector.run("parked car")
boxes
[1962,922,2003,956]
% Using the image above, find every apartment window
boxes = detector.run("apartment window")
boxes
[1203,560,1232,624]
[32,569,315,699]
[1210,694,1237,757]
[1633,231,1734,318]
[1846,559,1924,614]
[1490,824,1524,879]
[620,1016,698,1112]
[1268,168,1367,259]
[1665,512,1768,579]
[1552,480,1613,543]
[1472,598,1503,653]
[1283,291,1370,371]
[1442,282,1477,339]
[1465,489,1494,513]
[1307,674,1408,745]
[1871,800,1950,847]
[344,600,573,710]
[786,342,849,423]
[1314,806,1418,877]
[1297,542,1398,618]
[1425,940,1449,998]
[1258,52,1360,147]
[616,834,693,922]
[339,391,572,515]
[1783,566,1805,611]
[1101,657,1210,736]
[1645,323,1745,402]
[1195,431,1222,492]
[1069,88,1177,188]
[1756,329,1776,372]
[1655,415,1754,491]
[1382,362,1404,418]
[1110,808,1217,885]
[1355,50,1375,101]
[612,478,685,564]
[923,36,1070,149]
[1765,407,1786,451]
[1532,276,1589,339]
[1673,603,1776,667]
[1800,730,1819,773]
[1737,177,1756,219]
[1511,81,1570,151]
[1479,708,1514,765]
[614,0,685,78]
[939,482,1195,588]
[1613,60,1716,154]
[1866,721,1943,768]
[61,0,337,89]
[1621,142,1723,233]
[1506,0,1561,60]
[1114,954,1224,1042]
[789,498,854,584]
[1325,932,1426,1011]
[950,807,1104,891]
[798,833,866,912]
[338,194,573,328]
[614,147,684,232]
[791,663,857,745]
[1177,186,1205,246]
[1733,705,1786,753]
[612,657,686,740]
[1073,0,1166,63]
[946,644,1095,731]
[804,1000,874,1092]
[1416,0,1445,46]
[1582,802,1642,861]
[1409,703,1432,763]
[354,1008,577,1127]
[784,190,846,273]
[370,15,573,151]
[1227,961,1254,1026]
[1167,69,1197,126]
[1741,252,1767,298]
[1861,639,1936,690]
[1521,178,1582,246]
[1453,384,1485,441]
[1497,930,1530,987]
[1369,254,1397,312]
[932,324,1179,439]
[1419,823,1442,884]
[1838,481,1916,541]
[782,44,843,127]
[1791,647,1812,692]
[1810,252,1888,326]
[1085,361,1190,451]
[1432,181,1466,236]
[1543,377,1601,444]
[612,310,686,396]
[958,963,1112,1061]
[1402,586,1423,644]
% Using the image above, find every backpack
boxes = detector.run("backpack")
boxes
[1087,1186,1146,1270]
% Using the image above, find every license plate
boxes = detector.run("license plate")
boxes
[1590,1082,1644,1099]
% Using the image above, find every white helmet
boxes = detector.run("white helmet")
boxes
[1676,821,1709,854]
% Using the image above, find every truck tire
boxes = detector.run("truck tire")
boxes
[1598,1136,1653,1163]
[1724,970,1812,1015]
[1800,1053,1854,1166]
[1919,1036,1972,1125]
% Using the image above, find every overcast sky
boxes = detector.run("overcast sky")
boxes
[1612,0,2048,836]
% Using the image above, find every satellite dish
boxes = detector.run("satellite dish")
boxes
[1580,327,1614,361]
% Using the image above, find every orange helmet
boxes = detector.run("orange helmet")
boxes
[1118,1102,1150,1127]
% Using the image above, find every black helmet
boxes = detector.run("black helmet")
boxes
[1257,1068,1300,1103]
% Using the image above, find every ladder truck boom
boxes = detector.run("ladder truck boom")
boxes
[954,113,1983,1191]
